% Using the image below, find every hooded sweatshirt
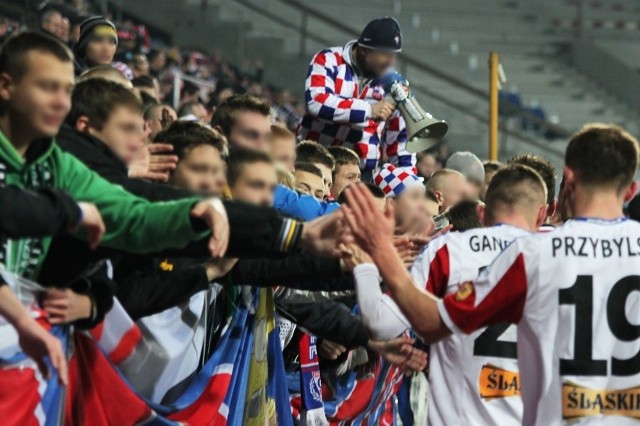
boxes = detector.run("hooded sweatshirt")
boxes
[0,130,207,279]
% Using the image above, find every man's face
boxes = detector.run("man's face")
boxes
[228,111,271,151]
[424,197,439,218]
[0,52,74,140]
[331,163,361,198]
[132,54,149,76]
[269,136,296,172]
[439,174,471,212]
[88,105,143,164]
[145,105,176,142]
[362,49,396,77]
[295,170,325,201]
[230,161,277,206]
[85,37,117,66]
[42,13,63,36]
[314,163,333,199]
[417,154,438,179]
[392,186,427,228]
[171,145,225,195]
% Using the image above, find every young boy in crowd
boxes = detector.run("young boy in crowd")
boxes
[328,146,361,199]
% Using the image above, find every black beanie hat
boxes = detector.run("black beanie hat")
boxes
[357,17,402,52]
[74,16,118,58]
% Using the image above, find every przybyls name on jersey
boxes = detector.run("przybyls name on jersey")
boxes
[479,364,521,400]
[563,382,640,420]
[551,236,640,258]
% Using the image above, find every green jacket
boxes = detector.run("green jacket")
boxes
[0,130,207,279]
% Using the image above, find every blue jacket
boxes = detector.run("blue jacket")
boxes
[273,185,340,221]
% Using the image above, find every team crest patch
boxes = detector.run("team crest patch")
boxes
[455,282,474,301]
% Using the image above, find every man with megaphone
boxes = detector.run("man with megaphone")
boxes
[298,17,447,181]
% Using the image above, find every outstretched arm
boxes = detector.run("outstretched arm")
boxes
[342,184,451,343]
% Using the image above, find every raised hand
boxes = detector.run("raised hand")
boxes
[42,288,92,324]
[342,183,395,254]
[301,210,351,257]
[191,198,230,258]
[76,202,106,250]
[128,143,178,182]
[367,336,427,375]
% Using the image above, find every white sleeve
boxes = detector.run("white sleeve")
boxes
[353,263,412,340]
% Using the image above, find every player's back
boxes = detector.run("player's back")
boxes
[519,218,640,425]
[412,225,529,426]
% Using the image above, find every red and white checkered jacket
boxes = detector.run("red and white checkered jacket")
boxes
[297,41,415,171]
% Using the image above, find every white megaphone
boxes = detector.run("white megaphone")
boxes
[382,72,448,153]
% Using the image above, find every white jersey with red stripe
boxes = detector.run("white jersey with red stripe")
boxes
[439,218,640,426]
[410,224,529,426]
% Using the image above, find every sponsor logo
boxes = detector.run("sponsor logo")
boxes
[479,364,521,400]
[563,381,640,420]
[455,282,474,301]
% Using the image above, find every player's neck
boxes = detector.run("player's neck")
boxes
[571,187,624,220]
[488,214,536,232]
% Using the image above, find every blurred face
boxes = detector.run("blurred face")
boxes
[228,111,271,151]
[480,169,498,201]
[424,197,439,218]
[0,52,74,144]
[331,163,361,198]
[392,186,427,228]
[132,54,149,76]
[295,170,325,201]
[437,174,471,213]
[361,48,396,77]
[145,105,176,142]
[269,136,296,172]
[171,145,225,195]
[230,161,277,206]
[85,36,117,66]
[150,52,166,71]
[42,13,63,36]
[88,105,143,164]
[417,154,439,179]
[314,163,333,199]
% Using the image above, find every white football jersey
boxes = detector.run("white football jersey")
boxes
[410,224,529,426]
[439,218,640,426]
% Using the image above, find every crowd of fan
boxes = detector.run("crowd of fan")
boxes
[5,3,628,425]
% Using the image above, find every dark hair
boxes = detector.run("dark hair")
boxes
[485,164,547,223]
[139,91,159,113]
[508,154,556,205]
[211,94,271,137]
[295,162,323,178]
[328,146,360,176]
[445,200,482,232]
[154,121,227,161]
[296,141,335,170]
[67,78,141,130]
[131,75,157,89]
[483,160,504,174]
[338,182,384,204]
[177,100,204,118]
[566,123,639,192]
[0,32,73,81]
[227,147,273,186]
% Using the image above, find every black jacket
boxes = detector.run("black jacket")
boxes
[115,251,352,321]
[40,125,305,285]
[0,185,80,239]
